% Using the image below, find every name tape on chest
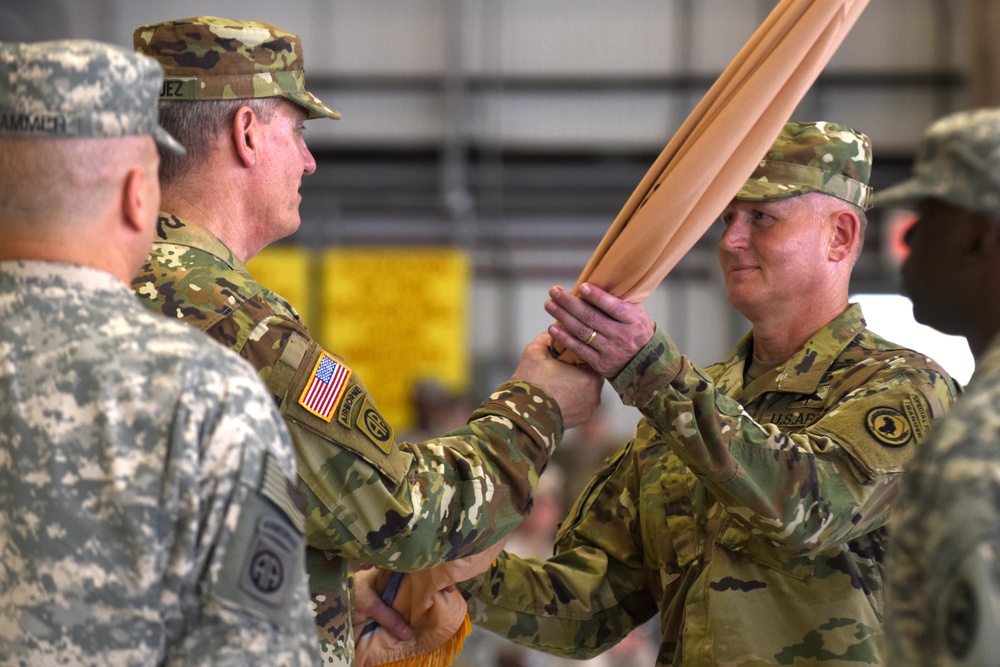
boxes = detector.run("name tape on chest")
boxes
[761,411,820,428]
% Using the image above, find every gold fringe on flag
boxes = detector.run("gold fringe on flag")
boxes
[353,542,504,667]
[371,615,472,667]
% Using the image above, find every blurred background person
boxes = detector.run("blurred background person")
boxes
[876,107,1000,666]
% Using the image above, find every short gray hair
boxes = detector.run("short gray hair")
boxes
[812,191,868,260]
[156,97,281,184]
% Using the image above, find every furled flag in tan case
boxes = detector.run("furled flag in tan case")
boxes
[564,0,870,314]
[352,0,871,665]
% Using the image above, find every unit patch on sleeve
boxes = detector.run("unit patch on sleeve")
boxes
[239,514,303,608]
[865,406,912,447]
[298,351,352,422]
[214,454,306,629]
[357,395,394,454]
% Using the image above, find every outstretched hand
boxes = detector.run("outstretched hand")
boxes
[511,332,603,429]
[545,283,655,378]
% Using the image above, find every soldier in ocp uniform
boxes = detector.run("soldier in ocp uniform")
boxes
[0,40,318,664]
[128,16,603,665]
[452,122,962,665]
[875,108,1000,667]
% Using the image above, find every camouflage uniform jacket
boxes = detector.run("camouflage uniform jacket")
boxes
[131,215,564,665]
[464,304,959,666]
[885,334,1000,666]
[0,261,317,666]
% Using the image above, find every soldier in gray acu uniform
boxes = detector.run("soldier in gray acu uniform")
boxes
[0,40,318,665]
[876,108,1000,666]
[452,122,961,666]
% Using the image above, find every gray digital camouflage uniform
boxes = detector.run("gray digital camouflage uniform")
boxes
[462,304,959,666]
[0,261,318,665]
[886,334,1000,666]
[131,217,564,665]
[0,38,183,152]
[873,108,1000,666]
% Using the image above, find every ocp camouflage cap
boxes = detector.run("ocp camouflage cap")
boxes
[134,16,340,121]
[0,39,184,154]
[736,121,873,209]
[875,108,1000,216]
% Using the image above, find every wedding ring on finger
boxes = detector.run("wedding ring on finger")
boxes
[584,329,597,345]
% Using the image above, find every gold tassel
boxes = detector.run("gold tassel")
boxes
[375,615,472,667]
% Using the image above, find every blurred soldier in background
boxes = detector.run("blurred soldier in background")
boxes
[875,107,1000,666]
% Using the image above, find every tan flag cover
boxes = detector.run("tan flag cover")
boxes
[353,1,870,665]
[574,0,868,302]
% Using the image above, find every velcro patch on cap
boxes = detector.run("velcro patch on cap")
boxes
[159,78,198,100]
[865,406,913,447]
[298,351,352,422]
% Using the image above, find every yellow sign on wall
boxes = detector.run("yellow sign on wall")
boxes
[320,247,470,430]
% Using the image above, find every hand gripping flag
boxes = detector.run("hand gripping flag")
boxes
[553,0,870,361]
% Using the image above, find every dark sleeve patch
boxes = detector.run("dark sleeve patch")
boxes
[239,515,303,607]
[214,454,306,629]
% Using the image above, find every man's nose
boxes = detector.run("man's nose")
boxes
[720,217,749,250]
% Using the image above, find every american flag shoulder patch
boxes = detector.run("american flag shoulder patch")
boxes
[298,351,353,422]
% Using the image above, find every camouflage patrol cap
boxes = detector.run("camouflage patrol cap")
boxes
[134,16,340,120]
[875,108,1000,216]
[0,39,184,154]
[736,121,873,210]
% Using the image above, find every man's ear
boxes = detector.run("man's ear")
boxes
[969,213,1000,256]
[829,209,861,262]
[232,105,259,168]
[121,167,151,234]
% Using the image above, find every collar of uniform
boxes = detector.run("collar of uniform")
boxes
[723,303,867,400]
[0,259,130,294]
[154,211,251,275]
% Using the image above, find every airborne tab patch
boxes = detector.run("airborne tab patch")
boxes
[337,384,365,429]
[298,351,352,422]
[865,407,912,447]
